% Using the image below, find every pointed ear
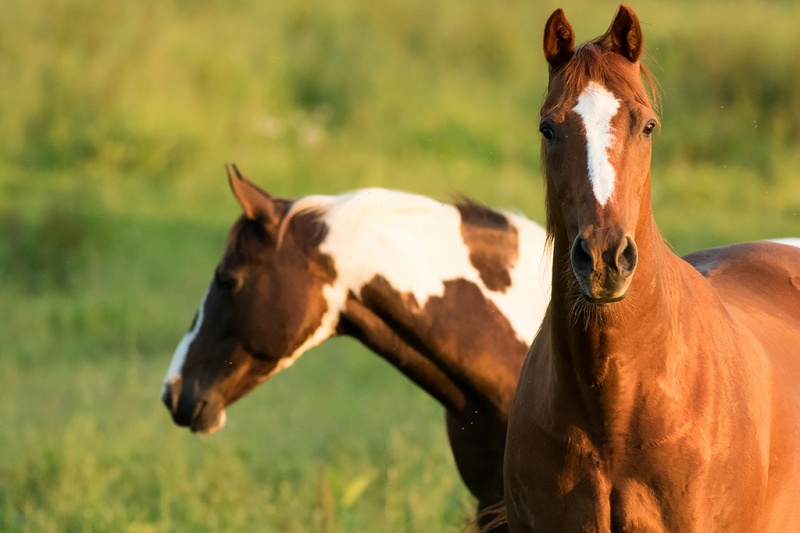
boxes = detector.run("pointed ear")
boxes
[226,164,279,228]
[609,5,642,63]
[543,8,574,71]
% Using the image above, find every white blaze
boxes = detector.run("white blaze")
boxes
[161,288,209,395]
[573,81,621,206]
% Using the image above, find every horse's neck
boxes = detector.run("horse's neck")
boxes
[324,208,543,421]
[338,278,525,421]
[338,297,469,415]
[547,215,720,437]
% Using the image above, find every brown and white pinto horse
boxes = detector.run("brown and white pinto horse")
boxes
[161,165,551,530]
[504,6,800,532]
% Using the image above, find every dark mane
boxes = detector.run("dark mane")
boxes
[454,196,514,232]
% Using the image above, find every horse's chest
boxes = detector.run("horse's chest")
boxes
[550,444,710,532]
[548,472,691,533]
[608,479,670,533]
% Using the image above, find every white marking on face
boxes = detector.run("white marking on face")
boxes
[573,81,621,206]
[161,288,209,396]
[317,189,551,345]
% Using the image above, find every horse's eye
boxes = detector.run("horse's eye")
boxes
[215,269,239,290]
[643,120,656,138]
[539,123,555,143]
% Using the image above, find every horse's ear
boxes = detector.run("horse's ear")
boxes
[543,8,575,71]
[226,164,279,228]
[609,5,642,63]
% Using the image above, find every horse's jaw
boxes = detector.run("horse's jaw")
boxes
[190,405,227,435]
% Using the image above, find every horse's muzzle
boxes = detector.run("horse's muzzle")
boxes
[570,230,637,303]
[161,378,227,434]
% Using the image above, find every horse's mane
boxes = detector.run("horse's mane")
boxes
[276,194,333,248]
[453,195,515,232]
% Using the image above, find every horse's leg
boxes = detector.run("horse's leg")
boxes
[445,410,509,532]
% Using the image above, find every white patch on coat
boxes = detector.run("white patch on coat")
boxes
[318,188,551,345]
[573,81,621,206]
[162,288,209,395]
[769,238,800,249]
[488,211,552,342]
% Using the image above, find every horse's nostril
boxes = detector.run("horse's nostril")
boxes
[162,386,177,414]
[616,236,638,275]
[162,389,174,412]
[161,377,182,415]
[571,237,593,277]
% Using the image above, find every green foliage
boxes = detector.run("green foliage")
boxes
[282,5,379,127]
[0,346,473,532]
[1,0,799,530]
[650,4,800,183]
[0,204,89,293]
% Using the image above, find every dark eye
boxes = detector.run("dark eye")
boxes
[643,120,656,138]
[539,123,555,143]
[215,268,239,290]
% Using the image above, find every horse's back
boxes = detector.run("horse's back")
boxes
[685,240,800,321]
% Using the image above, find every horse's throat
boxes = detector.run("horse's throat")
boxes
[547,230,686,446]
[550,227,668,375]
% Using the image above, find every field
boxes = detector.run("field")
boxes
[1,0,799,531]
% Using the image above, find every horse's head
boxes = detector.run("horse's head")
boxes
[539,6,658,304]
[161,165,337,433]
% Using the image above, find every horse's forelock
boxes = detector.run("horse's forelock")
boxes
[224,217,249,255]
[276,195,333,249]
[547,39,660,118]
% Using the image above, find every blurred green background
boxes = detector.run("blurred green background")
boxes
[1,0,798,531]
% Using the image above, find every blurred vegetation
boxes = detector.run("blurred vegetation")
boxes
[1,0,799,530]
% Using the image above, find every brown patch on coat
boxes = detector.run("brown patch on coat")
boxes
[456,200,519,293]
[356,274,526,417]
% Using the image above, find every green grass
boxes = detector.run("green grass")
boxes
[1,0,799,530]
[1,345,472,532]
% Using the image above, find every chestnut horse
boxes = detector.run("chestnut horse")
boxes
[161,165,551,530]
[504,6,800,532]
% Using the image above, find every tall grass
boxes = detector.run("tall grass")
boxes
[1,0,799,530]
